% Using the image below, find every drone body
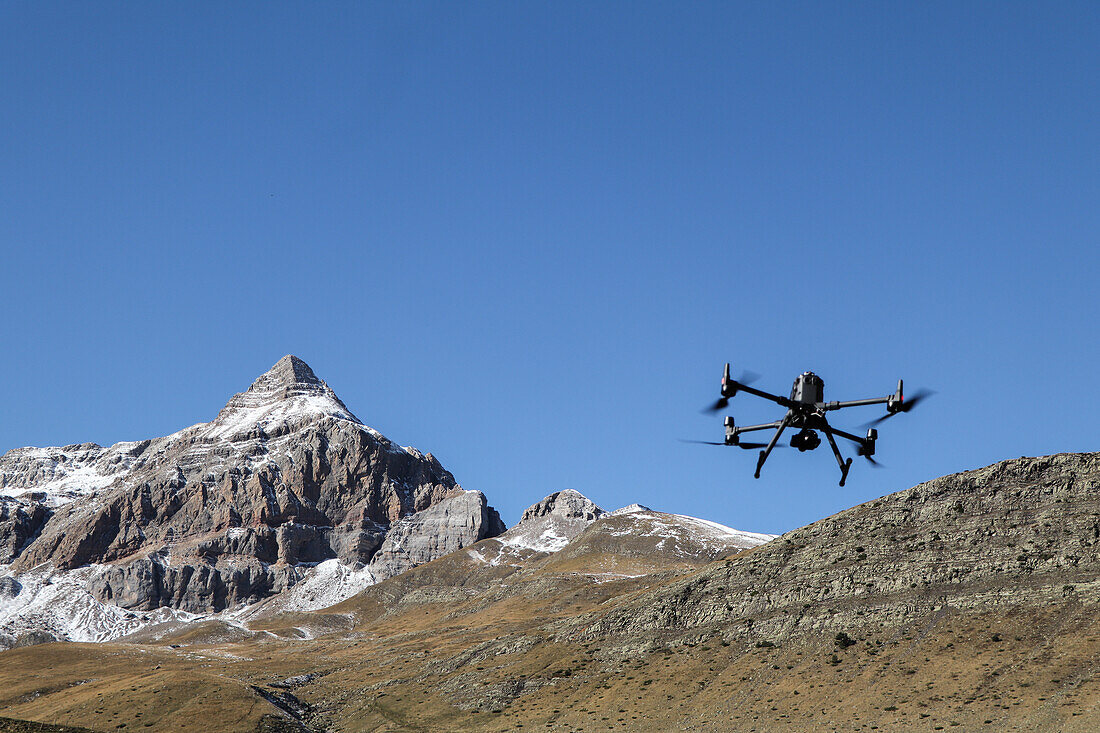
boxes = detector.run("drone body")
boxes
[699,364,929,486]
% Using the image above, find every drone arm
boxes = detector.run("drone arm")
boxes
[822,396,891,411]
[724,379,794,408]
[824,380,907,413]
[821,425,854,487]
[754,413,791,479]
[730,420,785,435]
[824,425,866,445]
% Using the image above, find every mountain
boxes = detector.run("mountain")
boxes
[0,453,1096,732]
[0,355,504,646]
[469,491,772,572]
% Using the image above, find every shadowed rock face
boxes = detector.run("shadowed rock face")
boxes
[0,356,505,614]
[0,498,48,564]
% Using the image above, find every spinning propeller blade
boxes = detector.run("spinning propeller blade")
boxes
[701,369,760,413]
[863,388,934,426]
[678,439,783,450]
[735,441,774,450]
[738,370,762,386]
[701,397,729,414]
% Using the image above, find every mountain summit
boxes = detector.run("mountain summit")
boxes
[263,354,322,387]
[208,355,360,441]
[227,355,350,410]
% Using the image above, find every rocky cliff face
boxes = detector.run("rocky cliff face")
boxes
[0,356,504,625]
[368,490,507,580]
[0,497,48,565]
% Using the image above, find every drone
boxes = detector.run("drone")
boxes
[688,364,930,486]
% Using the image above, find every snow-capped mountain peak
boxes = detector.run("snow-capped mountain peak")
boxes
[205,355,360,441]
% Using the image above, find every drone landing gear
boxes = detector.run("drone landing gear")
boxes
[822,427,853,486]
[840,458,852,486]
[753,415,791,479]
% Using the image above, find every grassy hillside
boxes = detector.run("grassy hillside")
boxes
[3,454,1099,732]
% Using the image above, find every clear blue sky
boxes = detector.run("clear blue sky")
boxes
[2,2,1098,534]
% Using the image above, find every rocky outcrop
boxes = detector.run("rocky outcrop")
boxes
[367,491,504,580]
[584,452,1100,641]
[87,556,299,613]
[519,489,603,525]
[0,356,506,618]
[487,489,606,556]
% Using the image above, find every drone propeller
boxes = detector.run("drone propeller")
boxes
[701,369,761,414]
[679,439,782,450]
[863,388,934,427]
[859,453,885,468]
[702,397,730,414]
[836,433,885,468]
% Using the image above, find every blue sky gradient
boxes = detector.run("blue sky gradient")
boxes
[2,2,1098,533]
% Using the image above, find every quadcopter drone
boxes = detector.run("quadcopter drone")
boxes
[689,364,930,486]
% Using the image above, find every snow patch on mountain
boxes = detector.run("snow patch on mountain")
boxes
[241,559,379,617]
[0,558,376,645]
[609,503,651,516]
[605,504,774,548]
[599,506,776,560]
[205,393,359,441]
[0,442,145,507]
[0,563,198,646]
[472,490,774,572]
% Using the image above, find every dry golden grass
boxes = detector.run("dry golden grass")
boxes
[4,568,1100,732]
[4,505,1100,732]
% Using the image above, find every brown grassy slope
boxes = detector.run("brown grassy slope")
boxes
[0,716,98,733]
[0,513,714,733]
[2,453,1100,732]
[287,600,1100,732]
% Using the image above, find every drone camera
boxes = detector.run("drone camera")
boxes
[790,428,820,452]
